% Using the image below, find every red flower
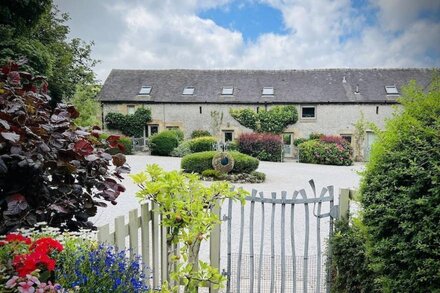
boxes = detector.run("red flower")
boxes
[5,233,32,245]
[13,251,57,277]
[30,237,63,254]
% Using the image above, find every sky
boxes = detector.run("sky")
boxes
[54,0,440,83]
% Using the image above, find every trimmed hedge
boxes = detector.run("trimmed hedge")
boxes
[298,137,352,166]
[181,151,259,174]
[191,129,211,138]
[149,131,179,156]
[360,79,440,292]
[188,136,216,153]
[237,133,283,162]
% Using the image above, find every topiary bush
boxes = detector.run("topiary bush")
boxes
[230,105,298,134]
[359,78,440,292]
[149,131,179,156]
[105,107,151,137]
[188,136,216,153]
[0,61,129,233]
[237,133,283,162]
[298,136,352,166]
[191,130,211,138]
[181,151,259,174]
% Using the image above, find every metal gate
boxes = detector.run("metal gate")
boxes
[223,180,337,293]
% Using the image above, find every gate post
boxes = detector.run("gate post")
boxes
[338,189,350,221]
[210,203,221,293]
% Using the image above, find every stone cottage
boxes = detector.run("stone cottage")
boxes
[98,69,432,159]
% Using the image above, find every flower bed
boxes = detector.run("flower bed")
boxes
[1,227,150,292]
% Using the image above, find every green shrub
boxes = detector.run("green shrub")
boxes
[360,78,440,292]
[201,169,225,179]
[293,137,308,146]
[181,151,259,174]
[149,131,179,156]
[188,136,216,153]
[250,171,266,181]
[105,107,151,137]
[226,141,239,151]
[169,128,184,142]
[191,130,211,138]
[170,141,192,157]
[299,139,352,166]
[330,218,376,293]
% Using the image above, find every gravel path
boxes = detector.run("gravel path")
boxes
[91,155,363,288]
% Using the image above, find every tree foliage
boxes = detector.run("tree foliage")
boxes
[230,105,298,134]
[0,61,129,234]
[105,108,151,137]
[0,1,98,105]
[131,164,247,292]
[71,84,101,127]
[360,76,440,291]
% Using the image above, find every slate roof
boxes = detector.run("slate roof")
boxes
[98,69,433,104]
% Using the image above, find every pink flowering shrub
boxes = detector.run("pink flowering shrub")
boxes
[237,133,283,162]
[299,135,352,166]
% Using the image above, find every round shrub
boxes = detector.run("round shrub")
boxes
[169,128,184,142]
[360,79,440,292]
[191,129,211,138]
[149,131,179,156]
[298,139,352,166]
[188,136,217,153]
[170,141,192,157]
[181,151,259,174]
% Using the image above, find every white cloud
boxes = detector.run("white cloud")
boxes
[84,0,440,82]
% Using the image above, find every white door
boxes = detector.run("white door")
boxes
[365,132,377,161]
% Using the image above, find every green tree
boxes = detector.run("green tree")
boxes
[230,105,298,134]
[360,75,440,292]
[0,1,97,105]
[71,84,101,127]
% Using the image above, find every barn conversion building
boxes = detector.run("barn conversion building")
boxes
[98,68,432,159]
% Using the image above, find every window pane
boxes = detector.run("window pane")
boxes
[127,105,135,115]
[302,107,315,118]
[341,135,352,143]
[222,87,233,95]
[183,87,195,95]
[224,132,233,142]
[262,87,274,95]
[139,86,151,95]
[385,86,398,94]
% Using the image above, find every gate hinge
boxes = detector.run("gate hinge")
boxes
[221,269,229,276]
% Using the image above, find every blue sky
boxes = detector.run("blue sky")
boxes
[199,1,287,42]
[55,0,440,82]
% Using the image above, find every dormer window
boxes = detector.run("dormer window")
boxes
[139,86,152,95]
[222,86,234,95]
[183,87,195,95]
[385,85,399,95]
[262,87,274,96]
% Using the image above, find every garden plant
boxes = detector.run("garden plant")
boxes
[131,164,247,292]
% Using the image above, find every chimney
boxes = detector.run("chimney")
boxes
[342,76,346,83]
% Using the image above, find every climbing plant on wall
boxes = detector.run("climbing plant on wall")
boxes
[105,107,151,137]
[230,105,298,134]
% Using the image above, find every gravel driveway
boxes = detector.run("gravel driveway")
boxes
[91,155,363,291]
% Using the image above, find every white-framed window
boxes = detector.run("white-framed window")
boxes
[127,105,136,115]
[301,105,316,119]
[183,87,195,95]
[222,86,234,95]
[139,86,152,95]
[262,87,274,96]
[385,85,399,95]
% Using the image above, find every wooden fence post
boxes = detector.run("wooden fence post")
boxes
[210,202,221,293]
[338,189,350,221]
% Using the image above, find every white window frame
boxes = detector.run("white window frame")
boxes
[301,105,316,120]
[262,87,274,96]
[182,87,195,95]
[139,86,152,95]
[385,85,399,95]
[221,86,234,95]
[127,105,136,115]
